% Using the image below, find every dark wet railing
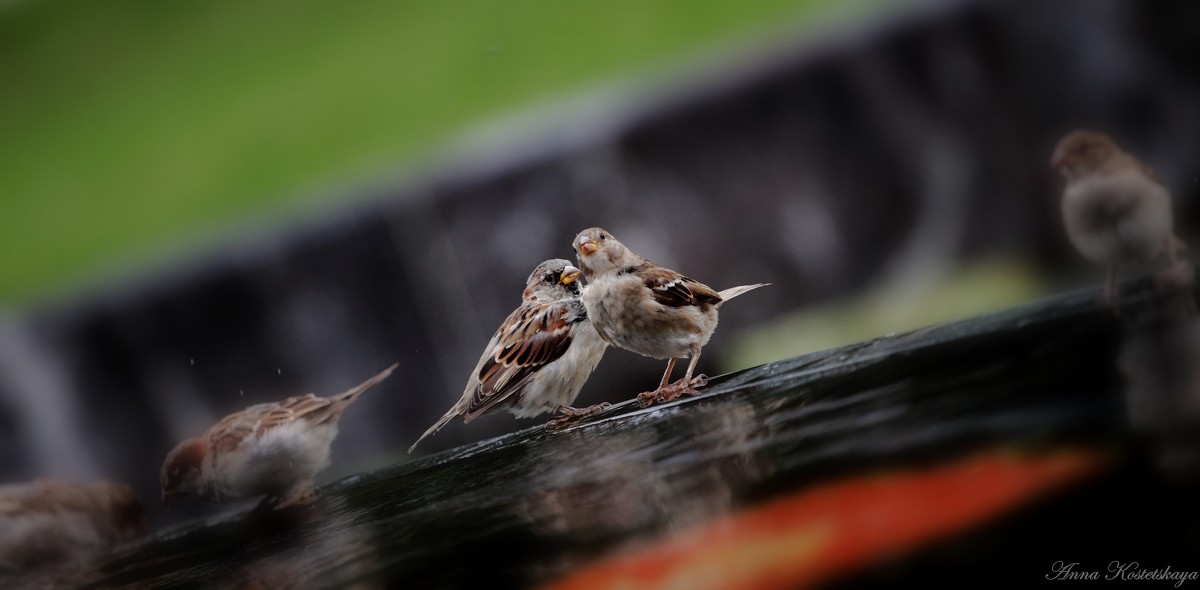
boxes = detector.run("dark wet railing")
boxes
[11,275,1198,589]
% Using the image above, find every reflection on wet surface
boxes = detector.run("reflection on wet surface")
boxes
[543,447,1108,590]
[1117,289,1200,483]
[6,281,1197,589]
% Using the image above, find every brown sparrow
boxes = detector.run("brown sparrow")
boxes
[0,479,147,572]
[408,259,609,453]
[161,363,397,507]
[1052,129,1186,302]
[573,227,767,407]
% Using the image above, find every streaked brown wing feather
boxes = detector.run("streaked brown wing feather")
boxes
[208,405,265,456]
[256,394,338,435]
[206,394,337,456]
[638,266,722,307]
[466,302,578,418]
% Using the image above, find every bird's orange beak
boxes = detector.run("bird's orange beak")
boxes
[560,266,581,285]
[577,238,599,256]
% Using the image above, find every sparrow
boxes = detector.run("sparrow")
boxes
[161,363,397,507]
[408,259,609,453]
[0,479,147,572]
[573,227,768,407]
[1051,129,1187,303]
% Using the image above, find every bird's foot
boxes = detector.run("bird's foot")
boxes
[666,374,709,395]
[239,489,319,527]
[682,374,709,392]
[636,388,672,408]
[545,403,612,430]
[637,375,707,408]
[274,488,319,510]
[1155,260,1198,320]
[635,391,652,407]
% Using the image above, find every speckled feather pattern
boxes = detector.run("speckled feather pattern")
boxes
[574,228,767,362]
[582,271,715,359]
[161,364,395,504]
[408,259,608,452]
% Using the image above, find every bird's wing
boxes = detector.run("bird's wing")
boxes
[205,395,336,456]
[466,300,581,420]
[207,404,268,456]
[636,266,722,307]
[257,394,340,432]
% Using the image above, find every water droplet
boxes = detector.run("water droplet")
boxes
[189,358,195,366]
[277,368,282,375]
[239,390,244,396]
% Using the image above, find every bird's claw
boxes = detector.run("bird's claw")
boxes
[274,489,318,510]
[670,374,708,396]
[636,376,709,408]
[545,402,612,430]
[636,388,672,408]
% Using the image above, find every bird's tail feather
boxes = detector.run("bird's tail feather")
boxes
[333,363,399,406]
[718,283,770,303]
[408,406,461,454]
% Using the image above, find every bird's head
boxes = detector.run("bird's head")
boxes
[522,259,582,302]
[92,481,150,538]
[573,227,629,278]
[160,438,205,506]
[1051,129,1119,179]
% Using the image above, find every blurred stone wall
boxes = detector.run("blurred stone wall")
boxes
[2,0,1199,525]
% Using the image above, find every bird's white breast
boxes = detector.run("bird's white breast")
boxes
[1062,170,1172,265]
[205,420,339,501]
[583,274,715,359]
[508,318,608,417]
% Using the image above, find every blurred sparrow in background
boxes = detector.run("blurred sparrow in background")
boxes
[408,259,609,453]
[0,479,147,573]
[161,363,397,507]
[573,227,767,407]
[1052,129,1189,304]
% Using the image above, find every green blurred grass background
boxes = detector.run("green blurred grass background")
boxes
[0,0,890,306]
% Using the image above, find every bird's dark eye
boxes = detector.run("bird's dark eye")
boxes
[544,273,556,284]
[600,234,607,240]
